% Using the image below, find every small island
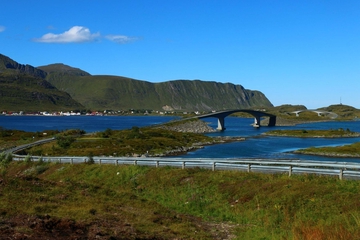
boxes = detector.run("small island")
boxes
[293,142,360,158]
[263,128,360,158]
[263,128,360,138]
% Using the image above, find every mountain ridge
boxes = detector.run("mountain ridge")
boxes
[1,53,273,111]
[0,54,84,111]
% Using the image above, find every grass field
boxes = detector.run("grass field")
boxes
[1,160,360,239]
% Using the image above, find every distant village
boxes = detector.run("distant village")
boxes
[1,109,204,116]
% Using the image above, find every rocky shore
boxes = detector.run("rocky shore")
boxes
[148,119,245,157]
[148,136,245,157]
[157,119,217,133]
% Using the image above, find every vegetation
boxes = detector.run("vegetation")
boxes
[0,127,59,152]
[0,72,84,112]
[295,142,360,158]
[320,104,360,120]
[44,74,272,111]
[0,161,360,239]
[1,53,273,112]
[264,128,360,138]
[263,104,360,122]
[264,128,360,157]
[23,126,214,157]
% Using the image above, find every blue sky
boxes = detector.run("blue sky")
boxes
[1,0,359,109]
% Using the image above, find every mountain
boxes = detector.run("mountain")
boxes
[38,63,91,77]
[0,54,84,112]
[39,65,273,111]
[0,53,273,112]
[0,54,47,79]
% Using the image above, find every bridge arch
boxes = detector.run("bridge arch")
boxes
[197,110,276,131]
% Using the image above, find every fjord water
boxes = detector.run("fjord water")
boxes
[191,117,360,162]
[0,115,175,132]
[1,115,360,162]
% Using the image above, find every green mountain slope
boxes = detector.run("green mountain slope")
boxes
[0,54,84,112]
[40,64,273,111]
[38,63,90,78]
[0,54,47,79]
[0,53,273,112]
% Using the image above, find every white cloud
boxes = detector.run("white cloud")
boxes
[105,35,139,44]
[0,26,5,32]
[33,26,100,43]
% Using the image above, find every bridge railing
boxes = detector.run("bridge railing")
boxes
[11,155,360,180]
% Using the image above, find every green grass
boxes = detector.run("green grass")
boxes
[295,142,360,157]
[0,127,61,151]
[0,72,84,112]
[1,161,360,239]
[264,128,360,138]
[23,126,214,157]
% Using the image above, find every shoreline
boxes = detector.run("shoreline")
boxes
[151,136,246,157]
[292,150,360,158]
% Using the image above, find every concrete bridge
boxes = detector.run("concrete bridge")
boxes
[197,109,276,131]
[291,110,338,119]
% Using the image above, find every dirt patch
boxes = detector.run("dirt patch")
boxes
[0,213,238,239]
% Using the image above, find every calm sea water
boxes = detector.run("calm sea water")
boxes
[0,115,176,132]
[1,115,360,162]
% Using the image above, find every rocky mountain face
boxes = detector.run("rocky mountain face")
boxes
[154,80,272,111]
[0,54,47,79]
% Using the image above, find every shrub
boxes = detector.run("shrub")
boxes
[101,128,112,138]
[87,152,95,164]
[24,154,32,163]
[0,152,12,167]
[56,136,76,148]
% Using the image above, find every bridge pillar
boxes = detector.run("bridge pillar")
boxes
[253,116,261,128]
[268,116,276,126]
[217,117,226,131]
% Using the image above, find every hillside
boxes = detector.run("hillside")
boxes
[0,54,84,112]
[0,54,47,79]
[39,63,273,111]
[0,53,273,112]
[0,72,84,112]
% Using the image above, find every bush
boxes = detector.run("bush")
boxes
[101,128,112,138]
[0,152,12,166]
[87,152,95,164]
[24,154,32,163]
[56,136,76,148]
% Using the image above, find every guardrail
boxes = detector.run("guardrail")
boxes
[11,155,360,180]
[4,137,56,154]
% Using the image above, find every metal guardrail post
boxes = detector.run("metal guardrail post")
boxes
[247,164,251,173]
[70,158,73,164]
[156,161,159,168]
[134,160,137,166]
[99,159,102,165]
[115,159,118,166]
[182,161,185,169]
[289,166,292,177]
[339,169,343,180]
[212,162,216,171]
